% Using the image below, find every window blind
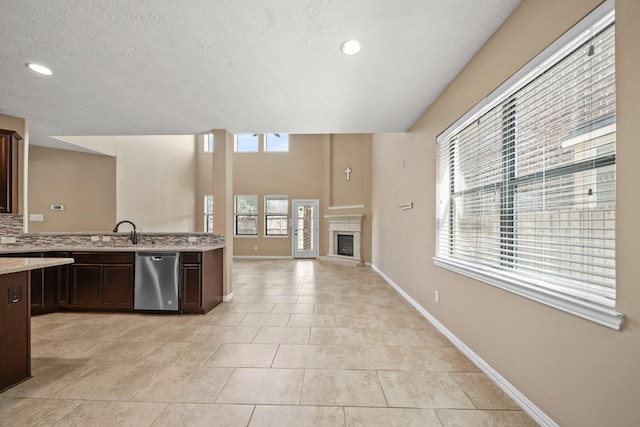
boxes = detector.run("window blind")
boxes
[435,3,623,329]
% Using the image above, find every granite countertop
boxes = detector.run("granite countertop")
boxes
[0,244,225,254]
[0,257,75,275]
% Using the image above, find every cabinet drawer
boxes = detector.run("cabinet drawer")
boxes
[180,252,201,264]
[71,252,134,264]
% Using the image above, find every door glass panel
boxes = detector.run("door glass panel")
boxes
[297,205,314,251]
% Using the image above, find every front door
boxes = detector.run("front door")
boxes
[292,200,319,258]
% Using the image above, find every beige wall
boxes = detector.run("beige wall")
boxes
[115,135,197,232]
[28,146,116,232]
[327,134,372,263]
[27,135,198,233]
[231,134,372,262]
[211,130,234,297]
[371,0,639,425]
[233,134,326,257]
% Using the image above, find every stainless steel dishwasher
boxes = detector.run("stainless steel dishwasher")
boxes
[134,252,179,311]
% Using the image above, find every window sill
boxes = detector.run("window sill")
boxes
[234,235,258,239]
[433,257,625,330]
[264,235,289,239]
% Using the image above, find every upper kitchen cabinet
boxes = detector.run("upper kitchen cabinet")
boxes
[0,129,21,213]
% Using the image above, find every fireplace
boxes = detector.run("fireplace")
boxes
[337,234,354,257]
[324,214,364,264]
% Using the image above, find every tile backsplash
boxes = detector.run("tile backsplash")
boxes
[0,214,225,247]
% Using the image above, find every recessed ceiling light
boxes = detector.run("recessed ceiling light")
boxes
[26,63,53,76]
[340,40,362,56]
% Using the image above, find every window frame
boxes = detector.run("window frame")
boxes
[234,195,259,236]
[264,195,289,237]
[434,1,623,330]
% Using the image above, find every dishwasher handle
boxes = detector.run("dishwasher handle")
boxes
[136,252,179,260]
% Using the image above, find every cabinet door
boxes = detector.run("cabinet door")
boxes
[181,264,201,313]
[102,264,133,308]
[69,264,102,307]
[30,269,45,314]
[0,129,19,214]
[45,252,69,309]
[0,272,30,392]
[53,264,69,307]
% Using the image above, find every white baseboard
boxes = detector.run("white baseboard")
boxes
[370,264,557,427]
[233,255,293,260]
[223,292,234,302]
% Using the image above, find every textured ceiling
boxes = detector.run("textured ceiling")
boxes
[0,0,520,149]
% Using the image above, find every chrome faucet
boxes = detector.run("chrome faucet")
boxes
[112,220,138,245]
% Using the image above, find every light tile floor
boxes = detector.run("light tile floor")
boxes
[0,259,538,426]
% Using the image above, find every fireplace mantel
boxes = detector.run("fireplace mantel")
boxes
[324,214,365,264]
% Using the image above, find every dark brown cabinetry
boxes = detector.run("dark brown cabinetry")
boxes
[2,248,223,315]
[50,253,70,307]
[180,252,202,313]
[69,252,134,310]
[0,271,30,392]
[0,129,21,214]
[180,249,223,314]
[1,252,67,315]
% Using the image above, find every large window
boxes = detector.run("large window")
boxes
[204,195,213,232]
[234,195,258,236]
[234,133,290,152]
[435,5,623,329]
[265,195,288,236]
[235,134,259,152]
[204,133,214,152]
[265,134,289,152]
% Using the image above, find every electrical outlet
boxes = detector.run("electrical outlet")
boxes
[91,235,100,242]
[29,214,44,222]
[434,291,440,303]
[188,236,197,243]
[102,236,111,242]
[254,246,258,251]
[1,236,17,244]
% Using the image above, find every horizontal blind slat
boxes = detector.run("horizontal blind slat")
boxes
[436,22,616,303]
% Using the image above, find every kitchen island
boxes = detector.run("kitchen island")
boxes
[0,256,74,393]
[0,245,224,315]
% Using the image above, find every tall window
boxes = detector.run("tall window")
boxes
[204,133,214,152]
[204,195,213,232]
[265,195,288,236]
[435,6,622,329]
[265,134,289,152]
[234,195,258,235]
[235,134,259,152]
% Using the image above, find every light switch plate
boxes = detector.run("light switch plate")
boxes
[102,236,111,242]
[29,214,44,221]
[1,236,17,244]
[91,236,100,241]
